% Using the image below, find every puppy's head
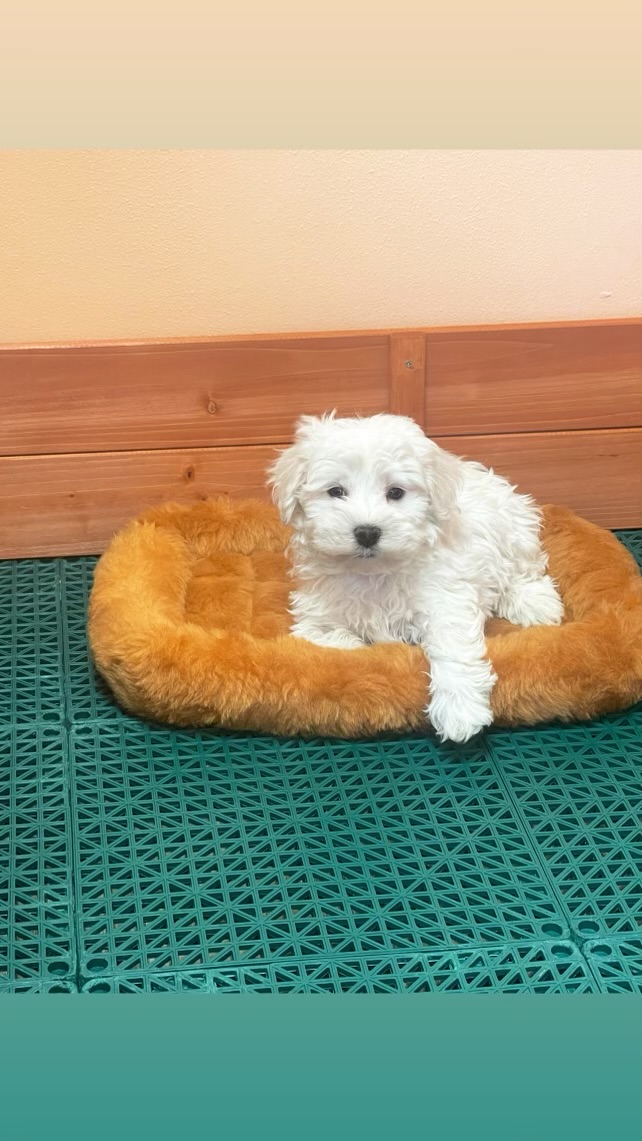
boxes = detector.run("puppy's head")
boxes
[268,413,461,571]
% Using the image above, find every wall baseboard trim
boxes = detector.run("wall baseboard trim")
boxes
[1,318,640,558]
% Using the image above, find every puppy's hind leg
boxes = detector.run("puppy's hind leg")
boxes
[497,574,564,628]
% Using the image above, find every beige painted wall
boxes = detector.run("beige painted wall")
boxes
[0,149,640,344]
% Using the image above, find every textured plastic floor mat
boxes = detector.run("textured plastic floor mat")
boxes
[487,712,642,940]
[582,935,642,993]
[0,559,65,725]
[81,941,594,993]
[0,980,78,994]
[0,726,75,988]
[70,725,569,984]
[0,531,639,993]
[60,557,121,722]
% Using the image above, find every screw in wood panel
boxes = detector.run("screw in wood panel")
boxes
[404,360,413,369]
[207,398,218,414]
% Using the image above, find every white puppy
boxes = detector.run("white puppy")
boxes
[269,413,564,744]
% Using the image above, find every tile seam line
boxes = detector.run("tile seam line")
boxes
[76,942,594,991]
[56,559,85,993]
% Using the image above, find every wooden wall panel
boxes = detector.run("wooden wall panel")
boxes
[425,323,642,435]
[389,334,426,423]
[0,336,389,456]
[0,446,276,558]
[1,428,639,559]
[0,320,639,558]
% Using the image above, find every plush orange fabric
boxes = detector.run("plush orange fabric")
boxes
[88,498,642,737]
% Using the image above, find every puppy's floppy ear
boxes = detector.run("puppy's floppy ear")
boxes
[266,419,317,524]
[422,439,464,526]
[268,444,307,525]
[267,412,332,524]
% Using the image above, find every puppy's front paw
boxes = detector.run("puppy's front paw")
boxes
[427,660,495,743]
[428,698,493,744]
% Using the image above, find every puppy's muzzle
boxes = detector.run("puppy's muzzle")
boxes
[353,525,382,550]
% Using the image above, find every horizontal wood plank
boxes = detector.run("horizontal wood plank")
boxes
[1,429,639,558]
[425,324,642,435]
[3,320,640,457]
[0,445,276,558]
[0,337,389,456]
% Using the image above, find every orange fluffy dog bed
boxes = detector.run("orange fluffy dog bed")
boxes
[88,498,642,737]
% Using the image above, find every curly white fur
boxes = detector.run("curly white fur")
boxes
[268,413,563,744]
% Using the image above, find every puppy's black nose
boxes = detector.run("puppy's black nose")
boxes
[354,525,382,549]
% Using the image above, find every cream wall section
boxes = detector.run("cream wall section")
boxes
[0,149,640,344]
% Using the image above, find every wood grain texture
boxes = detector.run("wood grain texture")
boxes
[1,428,639,558]
[2,320,640,457]
[0,336,389,456]
[425,324,642,435]
[1,321,639,558]
[389,334,426,424]
[0,446,276,558]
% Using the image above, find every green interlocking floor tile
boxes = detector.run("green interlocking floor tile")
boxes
[81,940,593,993]
[582,936,642,993]
[0,980,78,993]
[0,559,65,725]
[59,556,122,722]
[69,723,570,983]
[487,712,642,940]
[0,726,75,987]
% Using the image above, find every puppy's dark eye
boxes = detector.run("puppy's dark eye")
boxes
[328,486,347,499]
[386,487,406,501]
